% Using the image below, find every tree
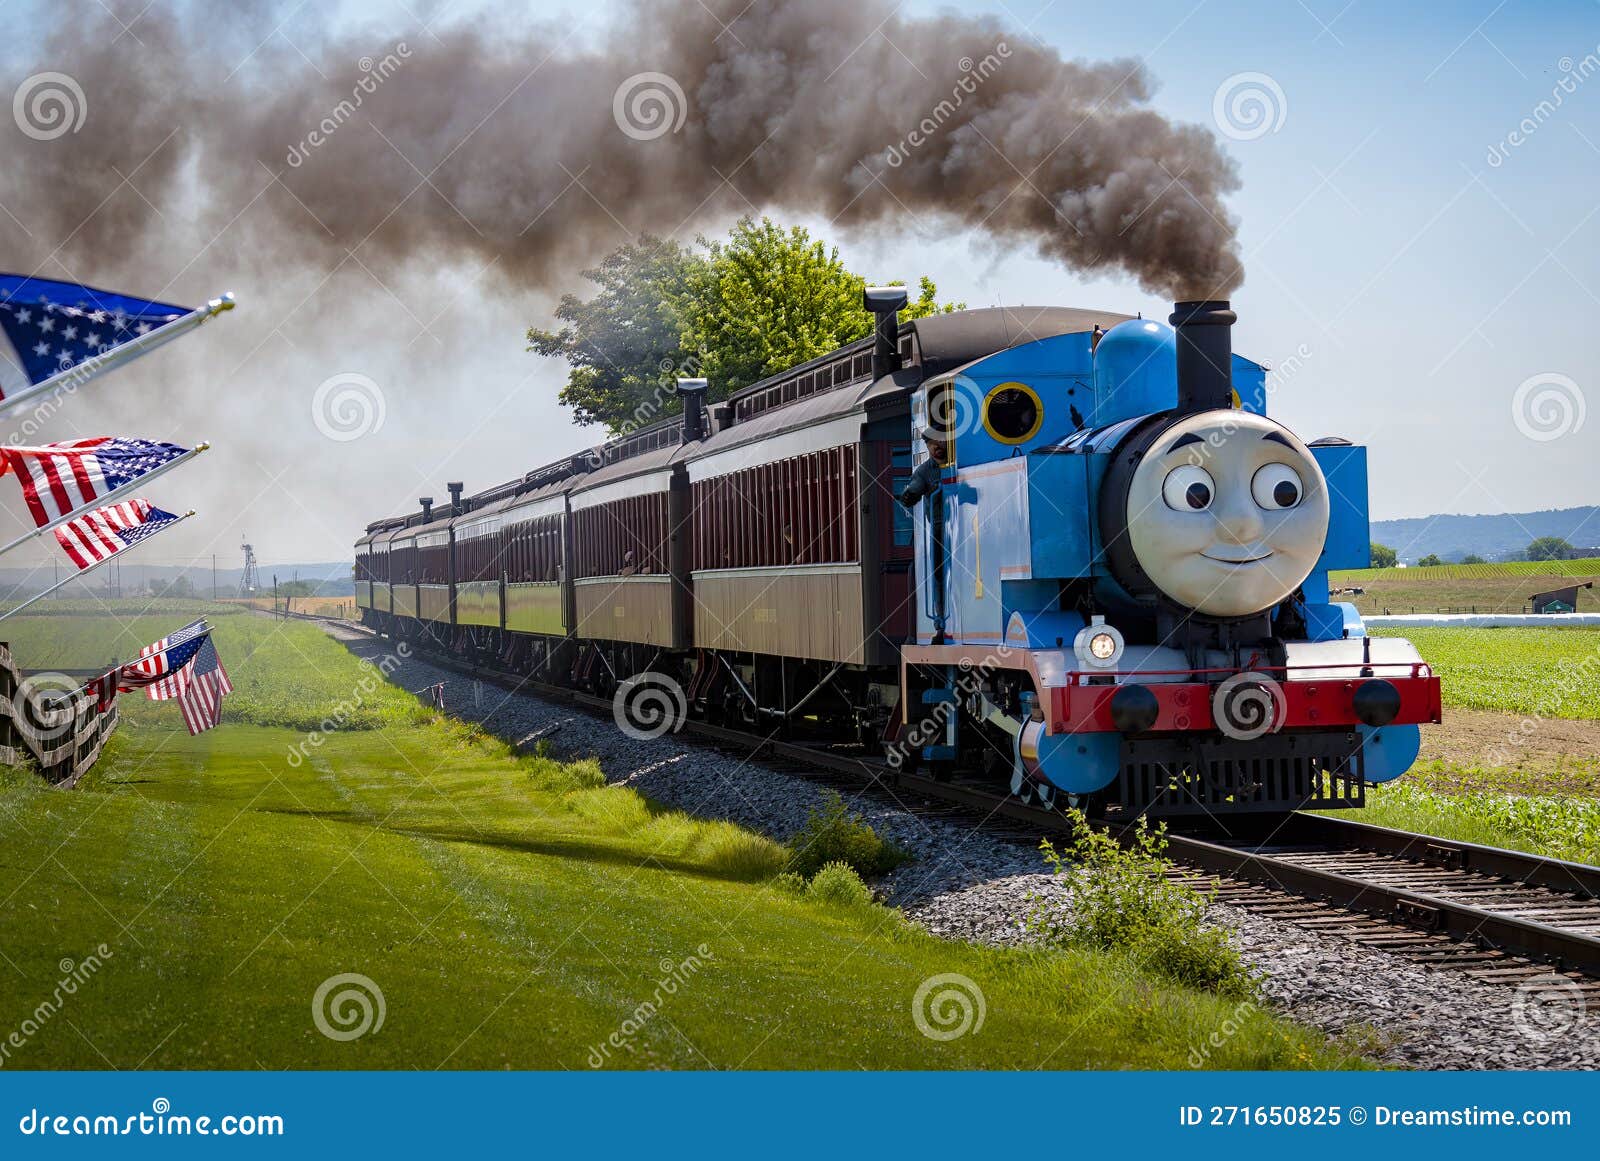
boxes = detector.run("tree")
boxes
[1370,542,1398,568]
[157,575,196,599]
[527,236,700,431]
[1460,553,1486,564]
[1417,554,1444,567]
[531,219,960,432]
[1527,536,1575,561]
[674,217,958,396]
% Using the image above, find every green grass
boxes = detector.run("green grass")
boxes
[1348,780,1600,866]
[4,606,425,731]
[1373,626,1600,719]
[0,610,1359,1070]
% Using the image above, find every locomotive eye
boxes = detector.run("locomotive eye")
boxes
[1251,463,1303,510]
[1161,464,1214,511]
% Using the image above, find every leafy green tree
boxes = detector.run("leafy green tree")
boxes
[1417,554,1444,567]
[1527,536,1575,561]
[674,217,958,396]
[527,236,700,431]
[1369,542,1398,568]
[531,219,960,432]
[1460,553,1486,564]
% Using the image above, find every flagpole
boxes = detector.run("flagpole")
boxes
[0,510,196,621]
[0,442,210,563]
[0,294,235,423]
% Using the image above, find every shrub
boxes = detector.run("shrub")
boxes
[700,823,787,881]
[526,753,605,792]
[1027,811,1255,999]
[786,791,909,881]
[806,861,874,908]
[772,871,808,896]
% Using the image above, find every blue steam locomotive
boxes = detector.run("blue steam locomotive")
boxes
[895,298,1440,815]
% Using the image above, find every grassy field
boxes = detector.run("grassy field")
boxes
[0,609,1357,1070]
[1372,626,1600,719]
[1353,775,1600,865]
[1338,625,1600,861]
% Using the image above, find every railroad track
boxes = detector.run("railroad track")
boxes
[321,615,1600,998]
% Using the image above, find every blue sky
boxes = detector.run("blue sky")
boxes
[1,0,1596,569]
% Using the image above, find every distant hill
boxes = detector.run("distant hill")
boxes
[1371,506,1600,564]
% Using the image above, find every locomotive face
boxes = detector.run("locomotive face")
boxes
[1124,410,1329,618]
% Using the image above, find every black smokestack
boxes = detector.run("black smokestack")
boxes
[447,482,464,516]
[4,0,1244,300]
[676,378,708,443]
[418,496,433,523]
[864,286,908,381]
[1169,300,1236,413]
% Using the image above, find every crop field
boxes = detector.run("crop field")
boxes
[1372,626,1600,719]
[1342,623,1600,860]
[222,596,360,619]
[0,609,1356,1070]
[1330,566,1600,616]
[1333,557,1600,583]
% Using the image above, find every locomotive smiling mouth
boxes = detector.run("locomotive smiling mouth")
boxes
[1201,549,1275,565]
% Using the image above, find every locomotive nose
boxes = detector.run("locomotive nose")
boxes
[1209,490,1266,546]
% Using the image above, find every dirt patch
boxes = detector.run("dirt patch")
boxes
[1416,708,1600,796]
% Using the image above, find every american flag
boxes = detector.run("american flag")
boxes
[1,437,189,526]
[54,499,180,570]
[0,274,188,400]
[117,619,210,697]
[177,635,233,734]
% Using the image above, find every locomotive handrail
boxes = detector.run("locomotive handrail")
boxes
[1065,660,1435,682]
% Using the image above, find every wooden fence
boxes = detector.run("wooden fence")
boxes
[0,645,119,787]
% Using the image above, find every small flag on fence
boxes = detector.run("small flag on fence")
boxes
[0,274,189,400]
[1,437,191,526]
[177,635,233,735]
[112,619,210,697]
[54,498,181,569]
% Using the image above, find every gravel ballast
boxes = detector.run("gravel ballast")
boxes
[326,623,1600,1070]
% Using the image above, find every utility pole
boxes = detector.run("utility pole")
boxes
[212,553,217,601]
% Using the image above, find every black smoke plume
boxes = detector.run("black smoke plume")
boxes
[6,0,1244,299]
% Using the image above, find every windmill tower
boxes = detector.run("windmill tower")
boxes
[239,538,260,595]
